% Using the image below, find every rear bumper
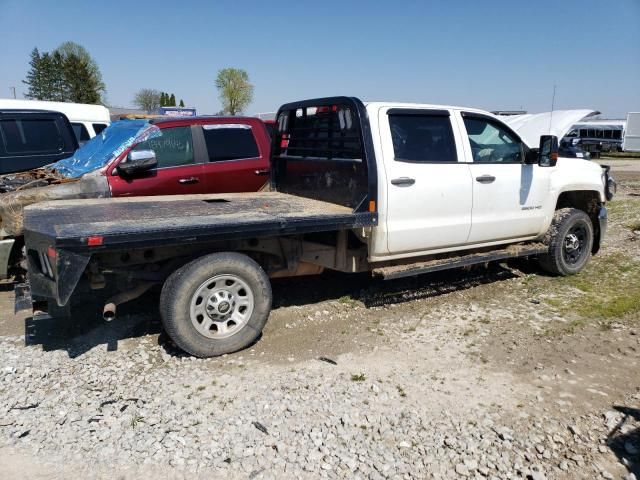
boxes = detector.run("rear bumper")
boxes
[0,238,15,280]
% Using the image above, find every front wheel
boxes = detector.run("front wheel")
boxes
[538,208,594,276]
[160,252,272,357]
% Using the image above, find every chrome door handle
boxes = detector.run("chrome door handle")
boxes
[391,177,415,186]
[475,175,496,184]
[254,169,270,176]
[178,177,199,184]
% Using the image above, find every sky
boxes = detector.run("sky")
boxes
[0,0,639,118]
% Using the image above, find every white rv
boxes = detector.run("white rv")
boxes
[624,113,640,152]
[0,99,110,144]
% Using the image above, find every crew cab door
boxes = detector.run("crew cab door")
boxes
[381,108,473,254]
[109,125,206,196]
[459,112,551,243]
[198,122,270,193]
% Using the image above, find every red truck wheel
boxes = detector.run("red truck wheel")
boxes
[160,252,272,357]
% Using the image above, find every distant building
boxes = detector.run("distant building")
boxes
[156,106,197,117]
[491,110,527,116]
[108,106,148,120]
[254,112,276,121]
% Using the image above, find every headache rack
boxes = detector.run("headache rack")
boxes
[271,96,377,213]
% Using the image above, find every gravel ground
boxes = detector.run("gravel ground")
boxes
[1,159,639,479]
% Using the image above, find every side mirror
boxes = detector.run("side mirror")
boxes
[524,148,538,165]
[117,149,157,176]
[538,135,558,167]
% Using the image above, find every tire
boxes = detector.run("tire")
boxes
[538,208,594,276]
[160,252,272,357]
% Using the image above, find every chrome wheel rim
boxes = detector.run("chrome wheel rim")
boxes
[189,274,254,339]
[563,224,587,265]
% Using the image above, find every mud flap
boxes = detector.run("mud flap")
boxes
[0,238,15,280]
[27,248,91,307]
[14,281,32,313]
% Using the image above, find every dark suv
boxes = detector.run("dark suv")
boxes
[0,110,78,174]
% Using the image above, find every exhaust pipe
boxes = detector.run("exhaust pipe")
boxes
[103,302,117,322]
[102,282,155,321]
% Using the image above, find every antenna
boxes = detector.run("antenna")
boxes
[549,84,556,134]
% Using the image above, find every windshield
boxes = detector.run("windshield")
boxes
[49,120,158,178]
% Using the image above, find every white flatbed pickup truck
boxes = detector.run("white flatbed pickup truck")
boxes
[18,96,616,357]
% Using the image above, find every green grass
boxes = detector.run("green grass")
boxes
[550,252,640,328]
[130,414,143,429]
[351,373,366,382]
[607,199,636,218]
[600,152,640,159]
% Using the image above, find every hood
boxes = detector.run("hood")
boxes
[498,110,599,148]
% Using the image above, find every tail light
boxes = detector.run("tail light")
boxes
[87,235,104,246]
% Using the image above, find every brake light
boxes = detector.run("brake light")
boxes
[316,105,338,114]
[369,200,376,212]
[47,246,57,260]
[280,134,289,149]
[87,236,104,246]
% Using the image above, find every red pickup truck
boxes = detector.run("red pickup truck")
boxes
[101,116,271,196]
[0,116,272,278]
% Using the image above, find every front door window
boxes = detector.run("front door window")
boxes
[131,126,194,168]
[463,117,523,163]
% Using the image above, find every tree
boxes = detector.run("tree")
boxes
[54,41,106,102]
[23,48,45,100]
[48,51,67,102]
[179,99,185,107]
[215,68,253,115]
[160,92,166,107]
[63,53,101,103]
[23,42,105,104]
[133,89,161,113]
[169,93,176,106]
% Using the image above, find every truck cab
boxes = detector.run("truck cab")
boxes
[362,102,609,260]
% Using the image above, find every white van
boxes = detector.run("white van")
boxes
[0,99,110,145]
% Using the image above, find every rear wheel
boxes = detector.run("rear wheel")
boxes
[160,252,272,357]
[538,208,594,276]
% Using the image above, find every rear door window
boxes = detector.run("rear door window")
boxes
[131,126,194,168]
[71,123,91,142]
[388,113,457,162]
[0,118,63,154]
[202,124,259,162]
[93,123,108,135]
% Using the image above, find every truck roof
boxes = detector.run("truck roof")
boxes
[0,98,110,123]
[363,101,491,116]
[0,108,67,115]
[149,116,268,126]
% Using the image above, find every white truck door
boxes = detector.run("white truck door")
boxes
[459,112,550,243]
[381,108,473,254]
